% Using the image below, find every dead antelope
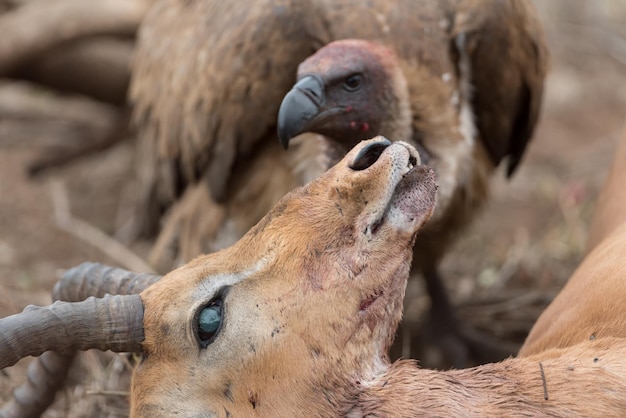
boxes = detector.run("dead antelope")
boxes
[2,137,626,417]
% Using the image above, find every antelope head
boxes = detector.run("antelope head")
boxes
[1,137,437,417]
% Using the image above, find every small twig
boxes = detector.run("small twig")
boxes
[539,362,549,401]
[49,179,155,273]
[459,290,554,314]
[85,390,130,397]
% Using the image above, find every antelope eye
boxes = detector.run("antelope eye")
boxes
[196,298,223,348]
[343,74,362,91]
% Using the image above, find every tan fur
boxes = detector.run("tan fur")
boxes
[125,139,626,417]
[358,338,626,417]
[132,138,436,416]
[520,124,626,357]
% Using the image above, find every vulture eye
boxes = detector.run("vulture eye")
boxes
[343,74,362,91]
[195,297,223,348]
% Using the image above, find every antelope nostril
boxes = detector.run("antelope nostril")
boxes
[350,139,392,171]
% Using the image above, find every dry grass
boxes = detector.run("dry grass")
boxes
[1,0,626,416]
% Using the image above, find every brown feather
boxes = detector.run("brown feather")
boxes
[131,0,547,263]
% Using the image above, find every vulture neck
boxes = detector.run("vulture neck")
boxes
[377,63,413,144]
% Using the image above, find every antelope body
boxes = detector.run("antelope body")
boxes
[519,124,626,357]
[2,136,626,416]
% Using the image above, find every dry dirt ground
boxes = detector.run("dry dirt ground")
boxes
[1,1,626,416]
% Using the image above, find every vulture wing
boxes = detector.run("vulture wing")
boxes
[131,0,326,203]
[130,0,456,240]
[452,0,548,176]
[131,0,546,273]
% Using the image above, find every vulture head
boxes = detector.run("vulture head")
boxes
[278,40,412,151]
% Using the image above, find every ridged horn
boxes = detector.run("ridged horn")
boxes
[54,262,162,301]
[0,352,74,418]
[0,294,144,369]
[1,263,160,418]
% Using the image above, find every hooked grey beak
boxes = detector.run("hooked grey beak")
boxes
[277,75,325,149]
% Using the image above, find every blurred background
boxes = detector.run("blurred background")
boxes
[1,0,625,416]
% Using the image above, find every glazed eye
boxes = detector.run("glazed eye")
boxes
[343,74,362,91]
[195,298,223,348]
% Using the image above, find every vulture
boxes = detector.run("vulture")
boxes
[130,0,548,367]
